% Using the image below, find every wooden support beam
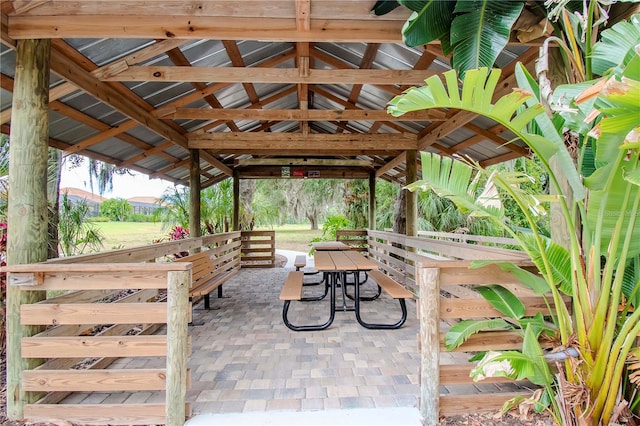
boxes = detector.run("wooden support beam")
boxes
[376,152,406,177]
[405,149,417,237]
[170,107,445,121]
[8,16,407,42]
[236,158,373,167]
[189,149,202,238]
[49,44,189,148]
[189,133,417,151]
[101,66,437,85]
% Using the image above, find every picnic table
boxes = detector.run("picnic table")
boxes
[280,249,413,331]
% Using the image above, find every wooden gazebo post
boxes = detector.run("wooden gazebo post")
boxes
[232,170,240,231]
[189,148,202,239]
[405,149,417,236]
[6,38,51,420]
[369,171,376,230]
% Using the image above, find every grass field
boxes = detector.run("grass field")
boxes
[92,222,322,253]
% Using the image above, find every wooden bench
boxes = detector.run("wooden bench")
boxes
[294,255,307,271]
[176,250,240,310]
[356,270,413,329]
[279,271,333,331]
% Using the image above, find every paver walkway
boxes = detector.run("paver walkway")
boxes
[187,267,420,415]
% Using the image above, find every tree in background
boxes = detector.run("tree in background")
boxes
[201,179,233,233]
[100,198,133,222]
[154,186,190,230]
[58,194,104,257]
[343,179,369,229]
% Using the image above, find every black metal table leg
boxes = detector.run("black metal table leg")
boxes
[353,270,408,330]
[282,273,336,331]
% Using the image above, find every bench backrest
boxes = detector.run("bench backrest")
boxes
[176,248,240,288]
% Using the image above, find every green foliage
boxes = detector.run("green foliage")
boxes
[100,198,133,222]
[372,0,526,77]
[129,213,155,223]
[87,216,110,223]
[344,179,369,229]
[309,214,352,253]
[388,9,640,422]
[58,194,104,257]
[154,186,190,230]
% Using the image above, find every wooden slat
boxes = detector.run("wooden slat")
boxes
[279,271,304,301]
[439,364,522,385]
[440,393,531,416]
[15,272,171,291]
[368,270,413,299]
[343,251,378,270]
[312,251,335,271]
[21,335,168,358]
[22,369,167,392]
[328,251,357,271]
[440,331,524,352]
[21,303,167,325]
[440,297,558,319]
[23,403,166,425]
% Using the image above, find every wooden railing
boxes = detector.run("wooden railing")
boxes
[240,230,275,268]
[4,232,241,426]
[363,230,568,424]
[335,229,368,253]
[5,263,191,425]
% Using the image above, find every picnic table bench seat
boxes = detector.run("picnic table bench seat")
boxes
[279,271,334,331]
[176,250,239,310]
[356,270,413,330]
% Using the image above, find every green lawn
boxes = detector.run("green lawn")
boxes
[92,221,166,249]
[92,222,322,252]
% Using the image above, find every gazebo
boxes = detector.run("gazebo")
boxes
[1,1,570,425]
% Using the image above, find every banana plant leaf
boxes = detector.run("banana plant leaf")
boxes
[399,1,456,50]
[474,284,526,320]
[444,318,511,351]
[450,0,524,76]
[591,14,640,76]
[370,0,401,16]
[471,261,550,295]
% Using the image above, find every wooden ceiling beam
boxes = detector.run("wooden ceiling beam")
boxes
[49,43,189,148]
[152,50,295,118]
[236,158,373,167]
[8,16,406,42]
[100,66,436,85]
[238,166,370,179]
[207,148,403,156]
[170,108,445,121]
[165,46,241,132]
[221,40,260,104]
[190,133,417,151]
[375,152,406,177]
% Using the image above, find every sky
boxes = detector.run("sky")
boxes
[60,162,180,199]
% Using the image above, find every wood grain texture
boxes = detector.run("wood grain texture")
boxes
[22,369,168,391]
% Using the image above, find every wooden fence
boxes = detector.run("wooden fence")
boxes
[364,230,567,424]
[4,232,242,426]
[240,230,275,268]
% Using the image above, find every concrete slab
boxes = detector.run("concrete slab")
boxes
[185,407,421,426]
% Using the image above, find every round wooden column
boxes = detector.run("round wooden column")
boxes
[405,149,418,237]
[6,38,51,419]
[189,149,202,238]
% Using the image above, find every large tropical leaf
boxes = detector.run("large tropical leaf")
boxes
[449,1,524,76]
[591,14,640,76]
[399,1,456,49]
[474,284,526,319]
[586,165,640,258]
[518,233,573,295]
[471,261,551,295]
[370,0,401,16]
[515,64,586,201]
[444,318,511,351]
[406,152,504,221]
